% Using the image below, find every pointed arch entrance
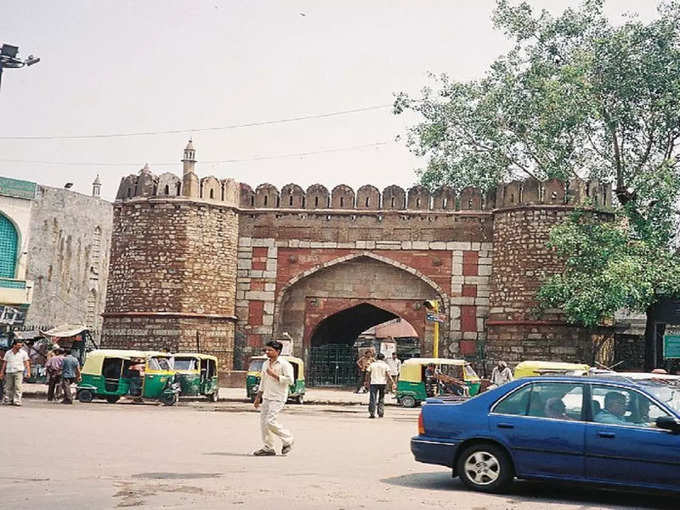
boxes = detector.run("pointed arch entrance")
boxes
[274,253,448,386]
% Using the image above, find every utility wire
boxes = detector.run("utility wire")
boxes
[0,141,389,168]
[0,104,392,141]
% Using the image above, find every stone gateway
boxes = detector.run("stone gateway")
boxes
[102,142,614,379]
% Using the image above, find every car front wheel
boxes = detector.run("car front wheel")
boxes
[457,443,513,493]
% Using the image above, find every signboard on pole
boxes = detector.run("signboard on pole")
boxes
[426,313,446,323]
[663,334,680,359]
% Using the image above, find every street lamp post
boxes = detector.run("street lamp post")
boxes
[0,44,40,91]
[423,300,441,358]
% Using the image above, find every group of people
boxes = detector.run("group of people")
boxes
[0,340,81,406]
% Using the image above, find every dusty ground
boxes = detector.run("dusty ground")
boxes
[1,399,678,509]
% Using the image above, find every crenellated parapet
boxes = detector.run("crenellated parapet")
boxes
[117,167,613,213]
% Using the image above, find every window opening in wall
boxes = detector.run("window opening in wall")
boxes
[250,196,254,206]
[340,197,344,207]
[416,197,421,207]
[276,196,280,207]
[365,197,370,207]
[0,214,18,279]
[210,189,214,199]
[176,182,181,195]
[510,193,515,203]
[443,198,448,209]
[164,185,169,195]
[552,191,558,200]
[289,195,293,206]
[315,196,319,207]
[264,195,268,206]
[127,188,132,198]
[302,197,306,208]
[468,199,473,209]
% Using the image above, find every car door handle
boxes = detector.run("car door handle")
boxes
[497,423,514,429]
[597,432,615,438]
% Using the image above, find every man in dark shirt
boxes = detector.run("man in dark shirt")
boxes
[61,351,81,404]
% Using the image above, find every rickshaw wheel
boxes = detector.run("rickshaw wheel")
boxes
[296,394,304,404]
[78,389,94,403]
[161,393,178,406]
[210,391,219,402]
[400,395,417,408]
[106,395,120,404]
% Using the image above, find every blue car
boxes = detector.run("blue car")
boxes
[411,375,680,493]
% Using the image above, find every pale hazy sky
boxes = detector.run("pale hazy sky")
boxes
[0,1,658,200]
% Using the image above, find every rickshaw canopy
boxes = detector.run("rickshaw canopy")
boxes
[514,360,590,379]
[81,349,171,375]
[399,357,479,383]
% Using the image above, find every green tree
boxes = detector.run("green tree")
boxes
[395,0,680,366]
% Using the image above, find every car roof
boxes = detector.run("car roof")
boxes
[516,374,680,390]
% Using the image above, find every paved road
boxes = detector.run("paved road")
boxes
[1,399,677,509]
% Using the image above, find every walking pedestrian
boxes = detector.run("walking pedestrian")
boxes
[386,351,401,394]
[365,353,394,418]
[60,351,81,404]
[45,348,64,402]
[0,340,30,406]
[491,360,513,387]
[355,349,374,393]
[253,340,294,456]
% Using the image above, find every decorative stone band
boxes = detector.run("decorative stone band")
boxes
[102,311,238,321]
[486,320,568,326]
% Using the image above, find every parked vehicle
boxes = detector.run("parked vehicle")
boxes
[173,352,219,402]
[513,360,590,378]
[396,358,481,408]
[76,349,181,405]
[411,375,680,493]
[246,355,306,403]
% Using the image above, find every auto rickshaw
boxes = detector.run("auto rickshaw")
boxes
[173,352,219,402]
[76,349,181,405]
[396,357,481,408]
[513,360,590,378]
[246,355,306,403]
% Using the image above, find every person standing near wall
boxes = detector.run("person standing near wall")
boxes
[355,349,375,394]
[60,351,81,405]
[253,340,295,456]
[491,360,513,387]
[386,351,401,394]
[45,348,64,402]
[0,341,30,406]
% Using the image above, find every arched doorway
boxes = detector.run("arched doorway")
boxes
[275,253,448,385]
[308,303,399,386]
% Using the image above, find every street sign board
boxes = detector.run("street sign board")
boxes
[663,334,680,359]
[0,177,36,200]
[426,313,446,323]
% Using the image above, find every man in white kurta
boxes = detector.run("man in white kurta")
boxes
[253,340,295,456]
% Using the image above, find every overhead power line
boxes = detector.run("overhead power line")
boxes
[0,141,389,168]
[0,104,392,141]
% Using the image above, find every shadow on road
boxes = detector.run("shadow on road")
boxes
[381,472,680,509]
[203,452,254,457]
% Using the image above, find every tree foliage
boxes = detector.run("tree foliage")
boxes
[395,0,680,327]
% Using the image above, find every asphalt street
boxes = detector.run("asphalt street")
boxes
[1,399,678,509]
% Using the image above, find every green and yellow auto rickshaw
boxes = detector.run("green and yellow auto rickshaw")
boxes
[246,355,306,404]
[76,349,181,406]
[396,357,481,408]
[173,352,219,402]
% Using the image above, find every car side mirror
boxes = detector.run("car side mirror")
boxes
[656,416,680,433]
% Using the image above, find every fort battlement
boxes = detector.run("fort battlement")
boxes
[115,165,613,213]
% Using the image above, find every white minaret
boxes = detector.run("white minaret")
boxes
[182,139,196,175]
[92,174,101,197]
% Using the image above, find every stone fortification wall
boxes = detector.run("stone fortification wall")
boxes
[486,178,614,365]
[102,197,238,370]
[25,186,113,336]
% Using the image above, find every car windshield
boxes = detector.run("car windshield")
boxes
[174,357,196,371]
[637,380,680,415]
[248,359,265,372]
